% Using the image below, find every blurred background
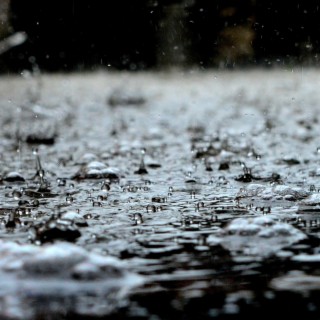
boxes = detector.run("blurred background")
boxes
[0,0,319,73]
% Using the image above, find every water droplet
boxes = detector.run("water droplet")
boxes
[32,199,40,207]
[57,178,66,186]
[5,212,20,228]
[93,201,102,207]
[196,202,205,209]
[309,185,316,192]
[101,183,110,192]
[146,204,156,212]
[84,213,92,219]
[256,155,261,160]
[134,213,143,224]
[18,200,29,206]
[66,196,74,203]
[12,190,22,199]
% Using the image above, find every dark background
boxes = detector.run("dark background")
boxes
[1,0,320,72]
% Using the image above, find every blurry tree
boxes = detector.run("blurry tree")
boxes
[0,0,11,39]
[1,0,320,71]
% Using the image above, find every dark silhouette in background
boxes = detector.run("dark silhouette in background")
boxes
[1,0,320,72]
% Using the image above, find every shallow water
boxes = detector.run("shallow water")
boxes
[1,69,320,318]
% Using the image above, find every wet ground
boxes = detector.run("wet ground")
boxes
[1,69,320,319]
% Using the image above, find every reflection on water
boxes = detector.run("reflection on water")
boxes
[0,70,320,318]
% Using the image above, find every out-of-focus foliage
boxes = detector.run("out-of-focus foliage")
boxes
[0,0,320,72]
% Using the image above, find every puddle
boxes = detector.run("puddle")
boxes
[0,70,320,318]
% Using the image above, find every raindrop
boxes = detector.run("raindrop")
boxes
[135,148,148,174]
[57,178,66,186]
[32,199,40,207]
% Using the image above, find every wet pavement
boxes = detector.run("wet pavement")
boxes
[1,69,320,318]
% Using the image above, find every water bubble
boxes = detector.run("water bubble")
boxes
[317,147,320,154]
[32,199,40,207]
[169,186,174,192]
[84,213,92,219]
[4,171,25,182]
[256,155,261,161]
